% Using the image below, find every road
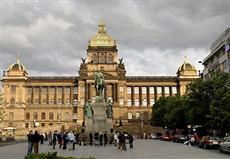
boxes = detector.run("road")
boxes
[0,139,229,159]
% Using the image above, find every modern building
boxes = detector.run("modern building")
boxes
[203,28,230,79]
[0,20,198,133]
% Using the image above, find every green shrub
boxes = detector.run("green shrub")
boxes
[25,152,95,159]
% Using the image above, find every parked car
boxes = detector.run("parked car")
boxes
[199,136,221,149]
[219,137,230,153]
[160,134,173,141]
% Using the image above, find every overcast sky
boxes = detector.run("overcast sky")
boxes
[0,0,230,78]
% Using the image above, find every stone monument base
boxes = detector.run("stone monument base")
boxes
[85,96,113,132]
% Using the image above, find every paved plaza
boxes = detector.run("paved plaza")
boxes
[0,139,229,159]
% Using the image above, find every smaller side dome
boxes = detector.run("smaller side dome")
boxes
[177,56,197,77]
[6,56,28,76]
[177,56,196,72]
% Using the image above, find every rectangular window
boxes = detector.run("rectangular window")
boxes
[172,87,177,94]
[42,87,47,94]
[49,87,55,94]
[127,87,131,94]
[73,87,78,94]
[157,87,162,94]
[127,99,132,106]
[150,87,154,94]
[164,87,170,94]
[142,87,147,94]
[134,87,139,94]
[65,87,70,94]
[57,87,62,94]
[11,85,16,94]
[34,87,40,94]
[27,87,32,95]
[81,86,85,93]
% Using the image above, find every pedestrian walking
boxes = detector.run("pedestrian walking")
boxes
[68,131,76,150]
[89,132,93,145]
[104,131,108,146]
[52,131,58,149]
[63,132,68,150]
[57,132,62,148]
[94,132,99,146]
[32,130,41,154]
[128,133,134,148]
[26,130,33,156]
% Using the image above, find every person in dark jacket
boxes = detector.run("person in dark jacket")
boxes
[128,133,134,148]
[89,132,93,145]
[94,132,99,146]
[32,130,41,154]
[52,131,58,149]
[62,132,68,150]
[103,131,108,146]
[40,134,44,144]
[99,132,103,146]
[27,130,33,155]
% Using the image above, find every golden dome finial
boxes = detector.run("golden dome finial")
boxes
[88,19,116,47]
[17,52,20,64]
[98,18,106,34]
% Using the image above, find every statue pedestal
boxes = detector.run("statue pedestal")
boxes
[85,96,113,132]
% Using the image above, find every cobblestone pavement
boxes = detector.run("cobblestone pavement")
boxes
[0,139,230,159]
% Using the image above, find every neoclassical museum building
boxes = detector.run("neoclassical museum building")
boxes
[1,20,198,132]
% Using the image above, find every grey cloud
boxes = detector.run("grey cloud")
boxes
[1,0,229,77]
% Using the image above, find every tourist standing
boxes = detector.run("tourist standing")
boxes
[68,131,76,150]
[57,132,62,148]
[99,132,103,146]
[104,131,108,146]
[89,132,93,145]
[27,130,33,155]
[63,132,68,150]
[32,130,41,154]
[94,132,99,146]
[128,133,134,148]
[48,131,52,146]
[52,131,58,149]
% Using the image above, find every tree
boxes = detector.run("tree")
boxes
[151,95,187,129]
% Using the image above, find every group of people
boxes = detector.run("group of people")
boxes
[26,129,134,156]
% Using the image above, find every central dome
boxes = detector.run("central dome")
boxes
[89,19,116,47]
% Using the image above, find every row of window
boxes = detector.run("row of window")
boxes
[26,98,71,105]
[7,112,70,120]
[91,53,114,63]
[27,87,78,95]
[120,98,155,107]
[127,112,149,120]
[126,86,177,94]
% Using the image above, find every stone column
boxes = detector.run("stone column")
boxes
[131,86,134,106]
[147,86,150,106]
[169,86,172,96]
[31,86,34,104]
[139,86,142,106]
[62,86,65,104]
[115,83,118,102]
[47,86,49,104]
[162,86,165,97]
[154,86,157,101]
[54,86,57,104]
[112,84,115,101]
[39,86,42,104]
[70,86,73,104]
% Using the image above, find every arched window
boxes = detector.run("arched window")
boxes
[128,112,133,120]
[34,99,39,104]
[26,112,30,120]
[33,112,38,120]
[41,112,46,120]
[92,54,97,63]
[57,113,61,120]
[134,99,139,106]
[99,53,106,63]
[58,99,62,105]
[10,98,15,105]
[9,112,14,120]
[49,112,54,120]
[142,99,147,106]
[108,54,113,63]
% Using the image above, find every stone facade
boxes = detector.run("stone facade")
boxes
[0,20,199,133]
